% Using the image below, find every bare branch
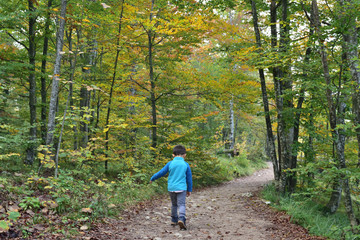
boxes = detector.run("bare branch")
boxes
[129,75,150,92]
[6,31,29,51]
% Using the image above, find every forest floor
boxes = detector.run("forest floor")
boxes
[83,163,327,240]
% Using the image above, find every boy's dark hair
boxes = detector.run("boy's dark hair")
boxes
[173,145,186,156]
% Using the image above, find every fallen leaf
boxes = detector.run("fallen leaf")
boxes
[35,225,45,231]
[48,201,58,209]
[81,208,92,213]
[8,205,20,212]
[0,220,9,233]
[41,208,48,214]
[26,209,35,216]
[80,225,88,231]
[108,204,116,209]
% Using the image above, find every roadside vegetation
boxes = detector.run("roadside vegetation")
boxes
[262,183,360,240]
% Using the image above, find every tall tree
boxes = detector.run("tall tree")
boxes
[249,0,279,181]
[104,0,125,171]
[341,0,360,167]
[312,1,358,230]
[45,0,68,151]
[40,0,54,144]
[25,0,38,165]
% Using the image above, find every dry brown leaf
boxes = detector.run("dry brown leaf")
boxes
[48,201,58,209]
[34,225,45,231]
[41,208,49,214]
[26,209,35,216]
[8,205,20,212]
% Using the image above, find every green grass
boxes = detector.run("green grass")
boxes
[217,153,267,179]
[262,183,360,240]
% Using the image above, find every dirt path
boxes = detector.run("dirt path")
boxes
[85,163,326,240]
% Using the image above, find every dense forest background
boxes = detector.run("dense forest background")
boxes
[1,0,360,238]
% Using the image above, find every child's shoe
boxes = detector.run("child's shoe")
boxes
[178,220,187,230]
[171,221,178,226]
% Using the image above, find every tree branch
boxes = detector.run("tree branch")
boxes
[6,32,29,51]
[129,76,150,92]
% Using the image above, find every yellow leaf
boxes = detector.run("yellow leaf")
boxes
[81,208,92,213]
[97,181,105,187]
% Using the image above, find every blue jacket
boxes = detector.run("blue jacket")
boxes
[150,156,192,192]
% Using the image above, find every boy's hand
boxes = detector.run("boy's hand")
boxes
[149,180,153,184]
[187,192,191,197]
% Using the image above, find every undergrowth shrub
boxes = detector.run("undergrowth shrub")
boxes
[261,183,357,240]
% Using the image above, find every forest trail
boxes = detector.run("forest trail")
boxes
[84,163,325,240]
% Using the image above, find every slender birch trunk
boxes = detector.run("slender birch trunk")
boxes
[312,0,354,219]
[337,0,359,229]
[341,0,360,167]
[45,0,68,148]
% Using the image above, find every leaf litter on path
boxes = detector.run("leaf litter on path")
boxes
[84,163,326,240]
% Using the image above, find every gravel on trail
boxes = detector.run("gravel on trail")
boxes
[84,163,326,240]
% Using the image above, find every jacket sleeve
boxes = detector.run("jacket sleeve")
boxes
[150,162,171,182]
[186,163,193,192]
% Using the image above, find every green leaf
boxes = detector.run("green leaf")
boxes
[8,211,20,221]
[0,220,10,232]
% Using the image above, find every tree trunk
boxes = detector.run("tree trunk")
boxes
[66,27,78,150]
[341,0,360,167]
[54,85,71,178]
[228,97,235,157]
[338,0,359,229]
[104,0,125,170]
[277,0,297,194]
[271,0,291,191]
[40,0,53,144]
[79,86,89,148]
[249,0,279,180]
[148,0,157,150]
[312,0,350,215]
[25,0,38,165]
[45,0,68,148]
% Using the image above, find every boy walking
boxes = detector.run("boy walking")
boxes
[150,145,193,230]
